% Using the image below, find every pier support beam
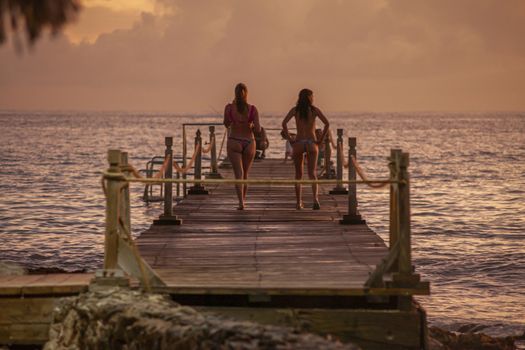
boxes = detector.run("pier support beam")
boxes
[154,137,182,225]
[340,137,366,224]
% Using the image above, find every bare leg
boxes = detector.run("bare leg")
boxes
[227,140,244,209]
[241,142,256,203]
[292,144,305,209]
[307,143,320,209]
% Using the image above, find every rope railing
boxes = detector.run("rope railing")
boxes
[217,129,227,161]
[201,135,214,154]
[102,172,402,186]
[334,142,390,189]
[99,151,166,292]
[173,143,201,174]
[350,155,390,189]
[100,135,424,296]
[339,147,350,169]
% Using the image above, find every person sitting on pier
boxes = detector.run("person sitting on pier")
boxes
[281,130,296,163]
[254,126,269,160]
[224,83,261,210]
[281,88,329,210]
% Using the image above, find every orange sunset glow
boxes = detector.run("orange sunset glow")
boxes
[1,0,525,113]
[0,1,524,348]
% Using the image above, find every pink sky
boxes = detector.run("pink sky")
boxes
[1,0,524,113]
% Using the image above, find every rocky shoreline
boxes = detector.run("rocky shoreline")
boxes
[44,288,358,350]
[43,288,525,350]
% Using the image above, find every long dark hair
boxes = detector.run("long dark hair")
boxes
[234,83,248,114]
[296,88,313,120]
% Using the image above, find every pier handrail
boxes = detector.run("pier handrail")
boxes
[101,151,166,291]
[102,137,423,293]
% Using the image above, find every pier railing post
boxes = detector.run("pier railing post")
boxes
[120,152,132,233]
[154,137,182,225]
[104,150,122,270]
[91,149,129,290]
[330,128,348,195]
[340,137,365,224]
[323,132,333,179]
[387,149,402,272]
[164,137,174,216]
[188,129,209,195]
[182,126,187,196]
[206,125,222,179]
[391,152,421,309]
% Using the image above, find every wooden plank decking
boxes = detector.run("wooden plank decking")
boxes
[136,158,395,295]
[0,157,429,348]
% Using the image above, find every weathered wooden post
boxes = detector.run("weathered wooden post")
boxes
[182,126,188,196]
[206,125,222,179]
[154,137,182,225]
[188,129,209,195]
[90,149,129,289]
[120,152,132,233]
[176,172,181,198]
[330,129,348,194]
[104,149,121,270]
[323,133,333,179]
[340,137,365,224]
[388,149,402,272]
[391,152,421,309]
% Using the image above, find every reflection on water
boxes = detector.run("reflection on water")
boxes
[0,111,524,336]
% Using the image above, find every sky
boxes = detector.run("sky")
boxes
[1,0,524,113]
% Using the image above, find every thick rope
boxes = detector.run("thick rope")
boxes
[173,143,201,174]
[122,156,170,181]
[217,130,227,161]
[201,135,214,154]
[351,155,390,188]
[119,177,397,186]
[101,177,107,196]
[154,156,170,179]
[338,143,350,169]
[330,137,337,149]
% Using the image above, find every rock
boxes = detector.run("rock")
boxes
[0,261,26,276]
[44,288,360,350]
[429,326,517,350]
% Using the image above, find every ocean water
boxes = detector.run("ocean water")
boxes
[0,111,524,337]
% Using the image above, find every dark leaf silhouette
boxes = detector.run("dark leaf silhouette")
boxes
[0,0,80,46]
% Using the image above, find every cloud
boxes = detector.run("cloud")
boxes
[1,0,524,112]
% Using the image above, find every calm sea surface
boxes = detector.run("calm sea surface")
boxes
[0,111,524,336]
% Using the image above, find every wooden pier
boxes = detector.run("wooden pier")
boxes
[0,129,430,349]
[141,159,395,292]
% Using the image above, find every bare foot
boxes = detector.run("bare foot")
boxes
[296,202,304,210]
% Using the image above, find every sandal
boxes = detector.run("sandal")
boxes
[313,202,321,210]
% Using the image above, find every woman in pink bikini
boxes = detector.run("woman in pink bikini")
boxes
[281,88,329,210]
[223,83,261,210]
